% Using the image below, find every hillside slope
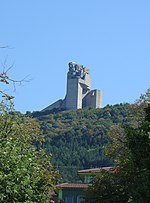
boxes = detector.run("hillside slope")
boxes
[31,103,133,182]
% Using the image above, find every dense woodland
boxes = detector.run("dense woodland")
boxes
[0,65,149,202]
[29,103,139,182]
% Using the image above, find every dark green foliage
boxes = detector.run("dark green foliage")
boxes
[86,171,129,203]
[32,103,132,182]
[145,104,150,122]
[124,120,150,202]
[86,105,150,203]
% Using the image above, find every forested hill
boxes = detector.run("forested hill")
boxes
[29,103,133,182]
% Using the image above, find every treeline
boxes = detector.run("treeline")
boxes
[30,103,137,182]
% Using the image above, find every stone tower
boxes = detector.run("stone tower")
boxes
[65,62,91,110]
[42,62,102,112]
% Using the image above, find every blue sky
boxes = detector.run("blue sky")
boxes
[0,0,149,113]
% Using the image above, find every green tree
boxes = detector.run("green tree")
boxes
[123,110,150,202]
[0,68,58,202]
[0,102,58,202]
[86,90,150,203]
[86,170,129,203]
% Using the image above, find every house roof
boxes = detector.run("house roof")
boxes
[56,183,89,189]
[78,167,115,174]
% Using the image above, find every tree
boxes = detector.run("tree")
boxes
[0,102,58,202]
[86,170,129,203]
[86,90,150,203]
[0,65,58,202]
[123,108,150,202]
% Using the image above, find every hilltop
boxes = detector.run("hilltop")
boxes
[28,103,136,182]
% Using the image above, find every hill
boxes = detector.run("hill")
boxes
[30,103,133,182]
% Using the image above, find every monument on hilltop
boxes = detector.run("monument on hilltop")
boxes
[42,62,102,112]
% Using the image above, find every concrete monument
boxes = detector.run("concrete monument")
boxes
[42,62,102,111]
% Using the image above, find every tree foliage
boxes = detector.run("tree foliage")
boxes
[0,103,58,202]
[86,170,129,203]
[86,90,150,203]
[0,59,58,202]
[87,117,150,203]
[32,103,137,182]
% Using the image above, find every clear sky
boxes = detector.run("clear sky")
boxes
[0,0,149,113]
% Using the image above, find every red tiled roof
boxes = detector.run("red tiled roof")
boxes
[56,183,89,189]
[78,167,115,173]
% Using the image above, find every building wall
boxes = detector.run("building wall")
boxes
[65,78,80,110]
[59,188,86,203]
[84,89,102,108]
[41,99,63,112]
